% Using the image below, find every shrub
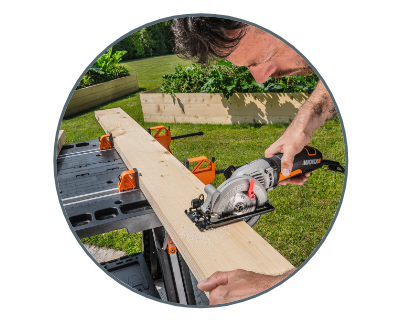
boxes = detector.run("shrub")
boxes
[113,36,136,60]
[112,20,174,61]
[159,61,319,101]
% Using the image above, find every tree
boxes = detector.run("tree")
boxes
[113,20,175,60]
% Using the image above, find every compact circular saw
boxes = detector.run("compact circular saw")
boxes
[185,146,345,231]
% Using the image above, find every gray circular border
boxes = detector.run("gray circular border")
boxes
[53,13,348,308]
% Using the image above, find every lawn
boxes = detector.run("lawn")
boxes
[60,54,345,268]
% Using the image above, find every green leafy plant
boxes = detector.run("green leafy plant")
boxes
[76,47,130,90]
[159,60,319,101]
[92,47,127,73]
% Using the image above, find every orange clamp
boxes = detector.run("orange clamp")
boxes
[148,126,172,153]
[99,133,113,150]
[166,238,177,255]
[118,170,137,192]
[186,156,216,185]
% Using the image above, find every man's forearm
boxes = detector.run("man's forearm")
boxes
[291,80,337,138]
[264,80,337,178]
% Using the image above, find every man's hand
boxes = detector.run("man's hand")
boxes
[264,125,311,185]
[265,80,337,185]
[197,269,295,305]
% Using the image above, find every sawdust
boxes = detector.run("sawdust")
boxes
[213,224,235,235]
[179,224,235,244]
[179,231,212,245]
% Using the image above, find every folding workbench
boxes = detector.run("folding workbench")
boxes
[57,139,201,304]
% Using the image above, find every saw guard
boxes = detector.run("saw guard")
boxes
[186,156,216,185]
[148,126,172,153]
[209,176,268,215]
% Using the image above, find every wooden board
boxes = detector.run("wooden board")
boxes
[95,108,294,282]
[57,130,65,157]
[71,75,137,100]
[140,88,308,124]
[64,75,139,118]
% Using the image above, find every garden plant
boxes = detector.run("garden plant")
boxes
[77,47,131,90]
[159,60,319,101]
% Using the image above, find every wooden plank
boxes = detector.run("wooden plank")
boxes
[140,103,186,116]
[140,92,224,105]
[95,108,294,283]
[142,96,301,123]
[142,114,233,124]
[64,80,138,118]
[142,102,301,117]
[68,80,138,108]
[72,75,137,100]
[142,113,296,125]
[140,91,308,105]
[57,130,65,157]
[140,91,309,124]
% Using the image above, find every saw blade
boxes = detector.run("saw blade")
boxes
[222,191,256,216]
[211,176,268,217]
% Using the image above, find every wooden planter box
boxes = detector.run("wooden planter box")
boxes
[140,87,309,124]
[64,74,139,118]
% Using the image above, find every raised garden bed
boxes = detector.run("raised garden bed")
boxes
[64,74,138,118]
[140,87,309,124]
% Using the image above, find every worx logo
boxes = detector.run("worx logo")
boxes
[303,159,320,165]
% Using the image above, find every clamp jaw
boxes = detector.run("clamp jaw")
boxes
[99,132,114,150]
[118,168,140,192]
[147,125,204,154]
[183,156,216,185]
[147,126,172,153]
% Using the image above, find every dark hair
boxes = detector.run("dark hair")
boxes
[171,17,247,64]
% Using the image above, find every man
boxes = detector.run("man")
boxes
[172,17,338,304]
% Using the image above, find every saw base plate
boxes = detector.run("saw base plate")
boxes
[185,203,275,231]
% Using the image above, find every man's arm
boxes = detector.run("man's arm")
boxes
[265,80,337,184]
[197,269,296,305]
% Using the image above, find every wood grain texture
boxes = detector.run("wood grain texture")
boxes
[64,75,138,118]
[72,75,137,100]
[57,130,65,158]
[140,90,308,124]
[95,108,294,282]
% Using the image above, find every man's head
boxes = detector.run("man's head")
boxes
[172,17,313,83]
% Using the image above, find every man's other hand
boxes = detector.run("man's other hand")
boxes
[197,269,295,305]
[265,126,311,185]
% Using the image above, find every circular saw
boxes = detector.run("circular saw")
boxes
[185,146,345,231]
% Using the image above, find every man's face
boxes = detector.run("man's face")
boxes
[226,26,313,83]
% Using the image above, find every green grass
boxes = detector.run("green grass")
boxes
[62,54,345,268]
